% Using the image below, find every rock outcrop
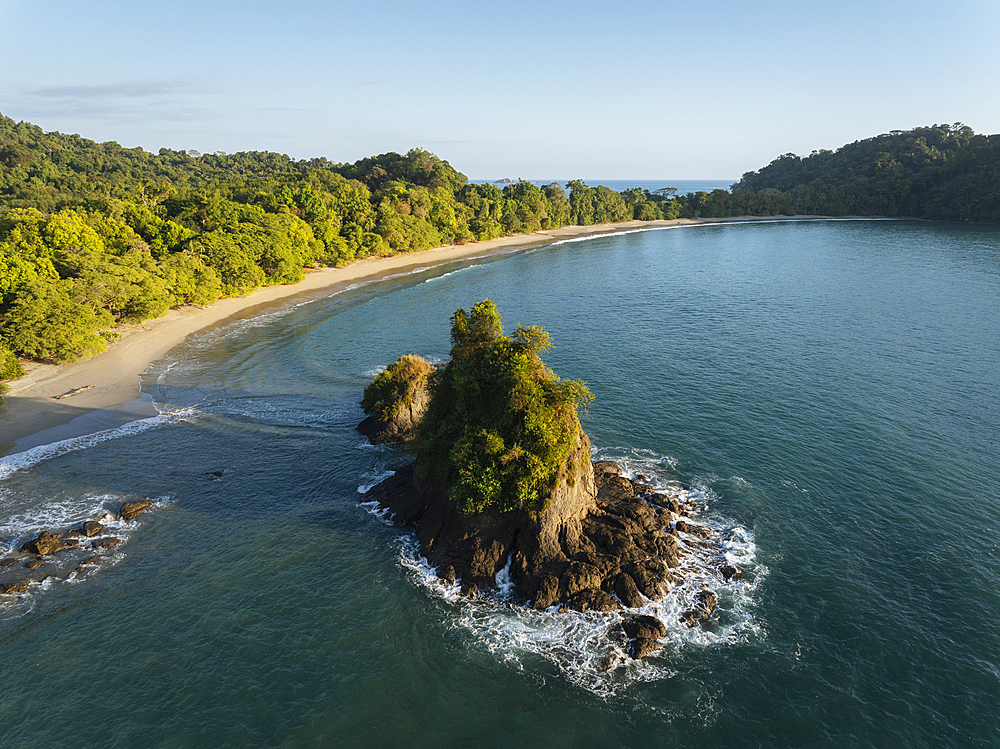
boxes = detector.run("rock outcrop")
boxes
[366,451,704,621]
[622,614,669,659]
[358,304,730,661]
[1,499,157,598]
[356,355,433,448]
[119,500,152,522]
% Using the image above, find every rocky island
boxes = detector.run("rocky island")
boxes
[360,301,737,660]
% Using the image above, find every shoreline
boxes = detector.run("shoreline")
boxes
[0,214,848,455]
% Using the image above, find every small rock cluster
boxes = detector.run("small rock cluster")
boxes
[0,500,153,596]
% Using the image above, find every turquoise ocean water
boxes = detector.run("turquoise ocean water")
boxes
[1,219,998,747]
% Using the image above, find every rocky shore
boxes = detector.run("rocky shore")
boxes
[364,453,740,660]
[0,500,154,596]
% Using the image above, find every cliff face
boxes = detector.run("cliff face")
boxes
[412,428,598,598]
[363,428,698,614]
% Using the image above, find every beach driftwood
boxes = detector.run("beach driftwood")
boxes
[55,385,95,400]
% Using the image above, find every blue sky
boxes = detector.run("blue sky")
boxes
[1,0,998,179]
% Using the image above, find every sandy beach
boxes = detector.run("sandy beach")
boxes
[0,215,829,455]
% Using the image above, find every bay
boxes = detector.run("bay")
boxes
[1,219,998,748]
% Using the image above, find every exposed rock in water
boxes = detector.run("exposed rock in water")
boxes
[570,588,620,612]
[25,559,44,570]
[357,303,738,661]
[20,531,78,556]
[83,521,103,538]
[366,449,686,619]
[0,578,30,594]
[622,614,668,659]
[357,355,433,448]
[0,558,19,568]
[720,563,743,581]
[681,587,718,627]
[119,500,152,522]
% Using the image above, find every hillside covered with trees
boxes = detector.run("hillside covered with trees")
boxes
[727,123,1000,221]
[1,114,997,396]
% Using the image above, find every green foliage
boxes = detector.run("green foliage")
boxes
[726,123,1000,221]
[0,340,24,379]
[190,230,266,295]
[416,301,593,515]
[0,278,114,361]
[8,111,993,386]
[159,251,222,306]
[511,324,552,353]
[361,354,433,423]
[449,299,503,357]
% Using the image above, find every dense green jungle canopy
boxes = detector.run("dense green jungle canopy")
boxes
[1,114,997,395]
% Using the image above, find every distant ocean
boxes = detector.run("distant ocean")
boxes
[472,179,735,194]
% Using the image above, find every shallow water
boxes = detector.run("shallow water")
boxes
[1,219,998,748]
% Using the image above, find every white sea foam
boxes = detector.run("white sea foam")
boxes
[341,265,438,294]
[419,264,483,284]
[0,409,199,480]
[358,468,395,494]
[362,445,766,696]
[0,495,173,554]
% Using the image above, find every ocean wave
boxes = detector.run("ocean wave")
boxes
[418,264,483,284]
[362,446,766,697]
[0,408,199,480]
[341,265,439,294]
[358,468,395,494]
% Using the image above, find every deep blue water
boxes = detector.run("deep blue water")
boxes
[1,219,998,748]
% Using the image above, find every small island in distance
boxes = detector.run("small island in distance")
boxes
[359,301,740,663]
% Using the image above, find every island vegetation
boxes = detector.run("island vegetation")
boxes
[360,303,736,656]
[364,301,593,515]
[2,113,998,400]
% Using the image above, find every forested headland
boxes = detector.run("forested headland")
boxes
[1,114,997,395]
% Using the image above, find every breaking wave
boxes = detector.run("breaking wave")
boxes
[361,445,767,697]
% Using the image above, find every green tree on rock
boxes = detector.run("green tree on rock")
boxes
[416,301,593,515]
